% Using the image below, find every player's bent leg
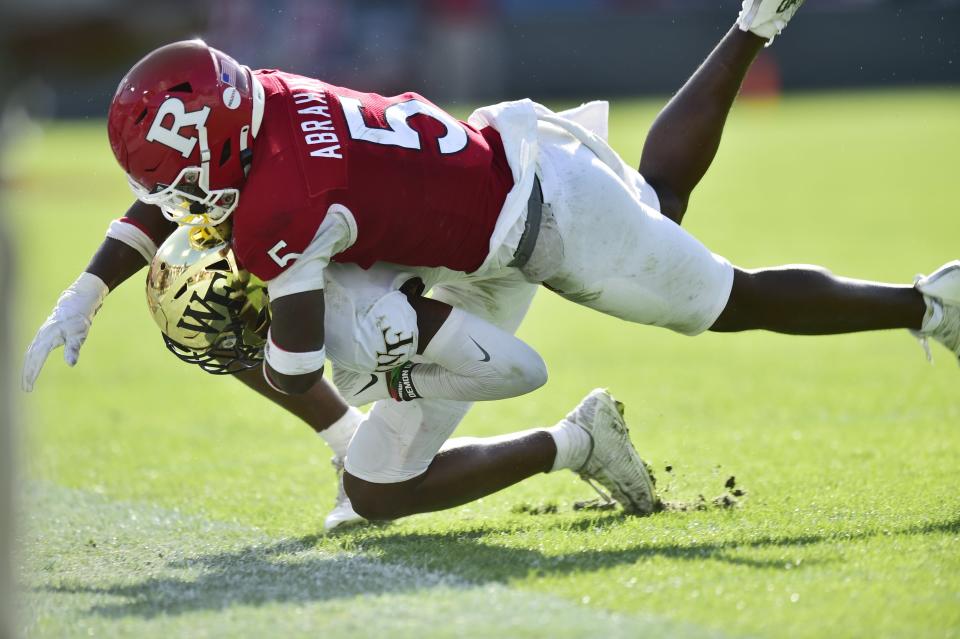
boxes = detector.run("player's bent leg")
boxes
[344,429,556,520]
[329,303,547,406]
[342,389,658,520]
[396,268,546,402]
[710,266,927,334]
[342,397,474,519]
[400,306,548,402]
[336,268,554,521]
[325,263,546,404]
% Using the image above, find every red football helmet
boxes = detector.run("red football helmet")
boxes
[107,39,264,227]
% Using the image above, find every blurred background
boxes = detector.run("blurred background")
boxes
[1,1,15,637]
[4,0,959,118]
[1,2,958,637]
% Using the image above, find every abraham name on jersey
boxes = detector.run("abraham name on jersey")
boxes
[286,81,343,160]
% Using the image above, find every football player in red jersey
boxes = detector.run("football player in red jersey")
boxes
[24,0,960,521]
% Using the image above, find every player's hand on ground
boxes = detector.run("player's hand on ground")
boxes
[22,272,109,392]
[738,0,805,42]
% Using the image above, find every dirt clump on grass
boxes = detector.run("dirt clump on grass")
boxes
[512,501,560,516]
[519,463,747,515]
[572,498,617,512]
[652,467,748,513]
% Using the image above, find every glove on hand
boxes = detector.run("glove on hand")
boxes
[22,272,109,392]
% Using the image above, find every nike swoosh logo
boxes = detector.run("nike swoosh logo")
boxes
[469,336,491,362]
[355,374,379,395]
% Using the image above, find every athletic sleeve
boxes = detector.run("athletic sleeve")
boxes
[266,207,356,300]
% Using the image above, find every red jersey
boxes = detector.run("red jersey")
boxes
[231,70,514,281]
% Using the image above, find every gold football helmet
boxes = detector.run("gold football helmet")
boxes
[146,225,269,374]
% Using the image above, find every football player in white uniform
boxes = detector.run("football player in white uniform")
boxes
[145,227,657,526]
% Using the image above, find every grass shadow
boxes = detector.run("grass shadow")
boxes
[39,513,959,619]
[40,535,460,619]
[355,513,960,580]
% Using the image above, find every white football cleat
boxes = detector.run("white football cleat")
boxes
[738,0,806,43]
[913,260,960,363]
[323,456,365,532]
[569,389,657,515]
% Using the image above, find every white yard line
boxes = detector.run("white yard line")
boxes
[20,481,731,639]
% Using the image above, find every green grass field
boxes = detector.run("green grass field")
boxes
[8,90,960,638]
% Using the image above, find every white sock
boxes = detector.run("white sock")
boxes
[920,297,944,334]
[545,420,592,472]
[319,407,364,458]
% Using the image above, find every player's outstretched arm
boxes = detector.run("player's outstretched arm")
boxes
[85,200,175,288]
[262,289,327,395]
[21,200,173,392]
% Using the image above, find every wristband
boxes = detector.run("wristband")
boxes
[264,329,326,376]
[105,218,159,263]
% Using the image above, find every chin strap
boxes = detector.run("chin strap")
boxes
[239,124,253,177]
[240,69,264,179]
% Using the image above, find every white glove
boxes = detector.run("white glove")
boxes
[738,0,805,43]
[22,272,109,392]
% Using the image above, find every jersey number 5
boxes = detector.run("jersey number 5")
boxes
[338,96,468,155]
[268,240,302,268]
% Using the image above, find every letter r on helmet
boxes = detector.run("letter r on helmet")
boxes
[146,98,212,158]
